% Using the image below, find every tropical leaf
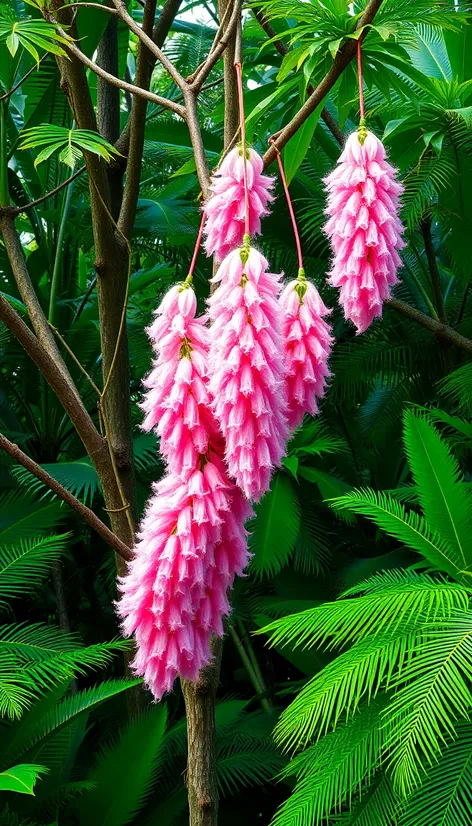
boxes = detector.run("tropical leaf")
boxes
[249,472,301,578]
[0,764,47,795]
[19,126,120,168]
[403,408,472,575]
[0,535,69,605]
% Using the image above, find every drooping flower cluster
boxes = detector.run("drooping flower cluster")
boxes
[140,282,214,476]
[117,281,252,699]
[208,243,289,501]
[324,129,404,333]
[203,147,274,261]
[117,110,404,698]
[280,274,333,431]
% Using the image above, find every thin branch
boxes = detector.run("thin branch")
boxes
[110,0,186,91]
[0,54,49,102]
[47,13,186,118]
[0,433,132,561]
[262,0,384,168]
[387,298,472,355]
[0,294,107,462]
[62,2,119,12]
[0,212,73,380]
[9,166,85,215]
[252,6,345,148]
[115,0,183,158]
[189,0,241,92]
[421,215,446,323]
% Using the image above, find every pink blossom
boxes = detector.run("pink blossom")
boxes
[208,243,289,500]
[280,275,333,431]
[203,147,274,261]
[116,457,234,700]
[324,129,404,333]
[140,282,217,477]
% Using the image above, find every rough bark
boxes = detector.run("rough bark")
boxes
[182,639,223,826]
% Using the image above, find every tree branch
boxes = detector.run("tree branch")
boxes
[252,6,345,148]
[110,0,186,91]
[115,0,184,159]
[9,167,86,215]
[183,90,211,196]
[262,0,384,168]
[189,0,241,92]
[387,298,472,354]
[118,0,158,238]
[0,294,107,462]
[0,434,132,561]
[0,212,73,381]
[47,13,186,118]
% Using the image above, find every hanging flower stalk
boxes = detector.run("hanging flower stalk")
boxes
[207,60,288,501]
[117,211,253,699]
[202,59,274,262]
[323,40,404,333]
[272,143,333,431]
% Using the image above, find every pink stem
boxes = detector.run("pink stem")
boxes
[357,38,365,120]
[270,139,304,273]
[234,61,250,239]
[187,212,206,280]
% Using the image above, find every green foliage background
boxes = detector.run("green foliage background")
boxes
[1,0,472,824]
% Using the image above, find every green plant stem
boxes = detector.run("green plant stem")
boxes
[229,624,272,713]
[0,99,9,207]
[401,257,439,320]
[237,619,273,708]
[49,179,75,327]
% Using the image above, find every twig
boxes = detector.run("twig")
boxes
[189,0,241,92]
[387,298,472,354]
[0,54,49,102]
[262,0,384,168]
[0,433,132,561]
[9,167,86,215]
[110,0,186,91]
[47,13,186,118]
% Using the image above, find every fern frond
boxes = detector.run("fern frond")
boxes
[403,409,472,573]
[272,699,389,826]
[384,609,472,795]
[274,627,417,750]
[258,570,467,653]
[0,535,69,605]
[331,488,464,580]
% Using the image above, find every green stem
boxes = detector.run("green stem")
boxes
[228,624,272,713]
[236,618,273,707]
[48,180,75,326]
[401,257,439,320]
[0,99,9,207]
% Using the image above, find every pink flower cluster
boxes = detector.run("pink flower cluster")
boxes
[203,147,274,261]
[117,281,252,699]
[324,129,404,333]
[208,245,289,500]
[280,276,333,431]
[117,126,403,700]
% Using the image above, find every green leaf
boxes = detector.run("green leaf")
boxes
[403,408,472,577]
[249,473,301,578]
[282,102,324,185]
[331,488,465,581]
[0,763,47,795]
[0,535,68,605]
[384,609,472,795]
[77,707,167,826]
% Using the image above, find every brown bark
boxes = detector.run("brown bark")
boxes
[182,639,223,826]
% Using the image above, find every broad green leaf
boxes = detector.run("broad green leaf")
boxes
[0,763,47,795]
